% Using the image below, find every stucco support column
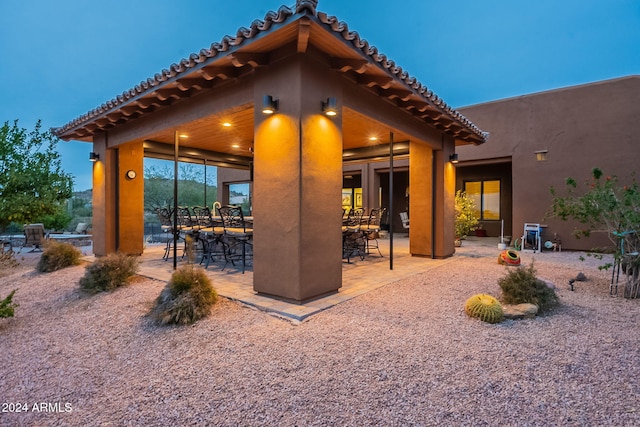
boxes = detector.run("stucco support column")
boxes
[433,142,456,258]
[117,141,144,255]
[252,57,343,302]
[91,133,117,256]
[409,141,433,256]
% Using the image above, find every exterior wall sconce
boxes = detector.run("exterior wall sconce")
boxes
[535,150,548,161]
[262,95,278,115]
[322,97,338,116]
[449,153,459,164]
[89,152,99,162]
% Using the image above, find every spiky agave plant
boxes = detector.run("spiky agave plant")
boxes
[464,294,504,324]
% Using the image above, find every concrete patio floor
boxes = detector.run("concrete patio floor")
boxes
[136,235,496,322]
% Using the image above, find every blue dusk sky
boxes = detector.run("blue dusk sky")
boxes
[1,0,638,191]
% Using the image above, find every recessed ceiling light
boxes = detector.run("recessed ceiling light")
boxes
[222,122,232,127]
[179,134,188,139]
[369,136,378,141]
[232,144,240,149]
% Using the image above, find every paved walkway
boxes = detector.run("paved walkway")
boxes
[136,236,501,322]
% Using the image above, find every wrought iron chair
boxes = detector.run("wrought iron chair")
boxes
[342,208,365,263]
[217,205,253,273]
[176,206,201,260]
[361,207,386,256]
[193,206,225,268]
[156,207,180,260]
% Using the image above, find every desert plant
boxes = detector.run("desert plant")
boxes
[455,190,479,238]
[0,249,19,275]
[0,289,18,318]
[498,262,558,313]
[549,168,640,297]
[150,264,218,325]
[37,240,82,272]
[464,294,504,323]
[79,252,139,293]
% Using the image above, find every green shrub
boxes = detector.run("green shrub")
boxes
[0,289,18,318]
[464,293,503,323]
[150,264,218,325]
[498,262,559,313]
[79,252,139,293]
[37,240,82,272]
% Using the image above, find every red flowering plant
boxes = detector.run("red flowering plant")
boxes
[549,168,640,296]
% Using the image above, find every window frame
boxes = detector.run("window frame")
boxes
[463,179,501,221]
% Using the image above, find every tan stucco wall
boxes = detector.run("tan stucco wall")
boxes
[457,76,640,251]
[117,141,144,255]
[252,56,343,302]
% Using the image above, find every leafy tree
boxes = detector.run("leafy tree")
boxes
[549,168,640,298]
[455,190,479,238]
[549,168,640,250]
[144,163,217,213]
[0,120,73,231]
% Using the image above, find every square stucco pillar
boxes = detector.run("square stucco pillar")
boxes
[252,58,343,302]
[409,141,433,257]
[433,143,456,258]
[117,141,144,255]
[91,138,144,256]
[91,133,117,256]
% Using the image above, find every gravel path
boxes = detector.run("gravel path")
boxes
[1,243,639,426]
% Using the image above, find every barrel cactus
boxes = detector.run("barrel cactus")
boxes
[464,294,504,324]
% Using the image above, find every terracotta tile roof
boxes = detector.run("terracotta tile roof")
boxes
[54,0,487,144]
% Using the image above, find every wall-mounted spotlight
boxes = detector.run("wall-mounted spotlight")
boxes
[89,152,99,162]
[262,95,278,115]
[322,97,338,116]
[449,153,459,164]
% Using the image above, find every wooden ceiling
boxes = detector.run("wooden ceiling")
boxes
[142,104,413,161]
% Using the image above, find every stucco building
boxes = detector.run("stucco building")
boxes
[456,75,640,250]
[54,0,486,302]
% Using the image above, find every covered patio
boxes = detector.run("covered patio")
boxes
[54,0,486,303]
[136,235,460,321]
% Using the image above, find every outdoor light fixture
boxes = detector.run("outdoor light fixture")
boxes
[322,97,338,116]
[262,95,278,114]
[449,153,459,164]
[89,152,99,162]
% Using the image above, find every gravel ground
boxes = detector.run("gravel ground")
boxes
[1,243,639,427]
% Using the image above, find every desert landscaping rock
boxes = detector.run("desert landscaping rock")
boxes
[1,242,639,426]
[502,303,539,319]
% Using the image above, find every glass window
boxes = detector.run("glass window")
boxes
[464,180,500,220]
[464,181,482,219]
[228,182,251,214]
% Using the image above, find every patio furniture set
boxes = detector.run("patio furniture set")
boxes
[156,205,253,273]
[0,222,91,253]
[342,207,386,263]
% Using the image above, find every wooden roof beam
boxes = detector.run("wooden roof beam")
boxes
[135,98,161,109]
[154,88,182,101]
[358,75,393,89]
[297,18,311,53]
[330,58,369,74]
[404,101,430,112]
[230,52,269,68]
[198,65,238,81]
[385,88,413,101]
[176,78,208,91]
[120,105,143,117]
[419,109,442,120]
